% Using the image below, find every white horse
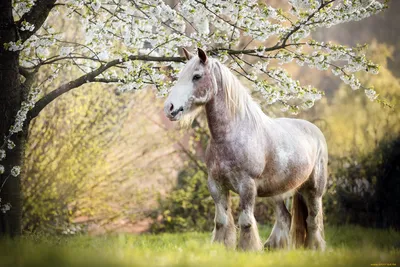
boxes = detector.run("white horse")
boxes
[164,48,328,251]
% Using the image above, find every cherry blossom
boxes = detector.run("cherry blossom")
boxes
[0,0,388,196]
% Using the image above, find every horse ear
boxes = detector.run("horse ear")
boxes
[198,48,208,64]
[182,48,194,60]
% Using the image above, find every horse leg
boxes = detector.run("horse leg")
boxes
[264,200,291,249]
[208,177,236,249]
[301,156,327,250]
[238,179,262,251]
[302,194,325,250]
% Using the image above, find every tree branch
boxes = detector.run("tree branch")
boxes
[16,0,57,42]
[26,38,307,121]
[281,0,336,46]
[92,78,125,83]
[210,43,304,56]
[27,55,185,121]
[26,23,309,123]
[18,67,31,78]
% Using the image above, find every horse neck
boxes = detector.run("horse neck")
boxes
[205,87,236,141]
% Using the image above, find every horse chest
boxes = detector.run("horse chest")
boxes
[206,141,265,192]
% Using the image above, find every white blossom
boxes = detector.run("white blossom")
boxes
[365,88,378,101]
[91,1,101,11]
[9,87,40,134]
[97,51,109,61]
[290,0,319,10]
[4,41,24,51]
[60,46,72,56]
[0,0,386,196]
[6,0,386,130]
[20,20,35,32]
[11,166,21,177]
[7,140,16,150]
[1,203,11,214]
[13,0,35,16]
[197,17,210,35]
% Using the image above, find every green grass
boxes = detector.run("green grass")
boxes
[0,225,399,267]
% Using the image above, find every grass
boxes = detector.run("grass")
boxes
[0,225,399,267]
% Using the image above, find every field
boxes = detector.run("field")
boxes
[0,225,399,267]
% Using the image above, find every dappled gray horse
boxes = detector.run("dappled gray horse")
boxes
[164,48,327,251]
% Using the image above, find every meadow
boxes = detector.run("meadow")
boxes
[1,225,399,267]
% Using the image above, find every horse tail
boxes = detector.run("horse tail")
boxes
[289,191,308,248]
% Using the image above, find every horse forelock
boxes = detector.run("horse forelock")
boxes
[178,57,200,80]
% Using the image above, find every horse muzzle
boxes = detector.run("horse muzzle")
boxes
[164,102,184,121]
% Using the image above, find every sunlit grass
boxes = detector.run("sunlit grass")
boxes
[0,225,399,267]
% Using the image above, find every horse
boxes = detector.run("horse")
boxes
[163,48,328,251]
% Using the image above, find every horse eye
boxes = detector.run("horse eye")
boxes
[192,74,202,81]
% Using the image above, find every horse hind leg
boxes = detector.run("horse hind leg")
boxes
[304,195,325,250]
[264,200,291,250]
[301,155,327,251]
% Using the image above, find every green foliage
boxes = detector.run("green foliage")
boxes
[150,167,215,233]
[22,87,180,234]
[23,84,118,233]
[324,137,400,229]
[1,226,399,267]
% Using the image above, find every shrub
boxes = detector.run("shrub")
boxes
[150,167,215,233]
[324,137,400,229]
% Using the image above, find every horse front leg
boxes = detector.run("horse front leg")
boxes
[208,177,236,249]
[238,179,262,251]
[264,200,291,249]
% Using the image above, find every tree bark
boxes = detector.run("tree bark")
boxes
[0,0,23,237]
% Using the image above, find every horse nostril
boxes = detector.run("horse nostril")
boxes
[169,103,174,112]
[171,106,184,117]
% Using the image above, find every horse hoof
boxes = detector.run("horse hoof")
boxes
[264,241,273,250]
[306,234,326,251]
[264,236,289,250]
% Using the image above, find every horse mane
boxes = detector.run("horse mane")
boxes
[210,59,268,128]
[179,57,268,129]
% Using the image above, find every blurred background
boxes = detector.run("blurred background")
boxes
[21,0,399,236]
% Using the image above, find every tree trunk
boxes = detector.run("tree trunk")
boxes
[0,0,23,237]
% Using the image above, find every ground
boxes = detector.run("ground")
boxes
[0,225,399,267]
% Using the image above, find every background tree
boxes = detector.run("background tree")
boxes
[0,0,389,236]
[22,86,182,233]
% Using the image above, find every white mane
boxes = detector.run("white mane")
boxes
[179,57,269,129]
[210,59,269,128]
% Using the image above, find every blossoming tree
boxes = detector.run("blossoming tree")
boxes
[0,0,388,236]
